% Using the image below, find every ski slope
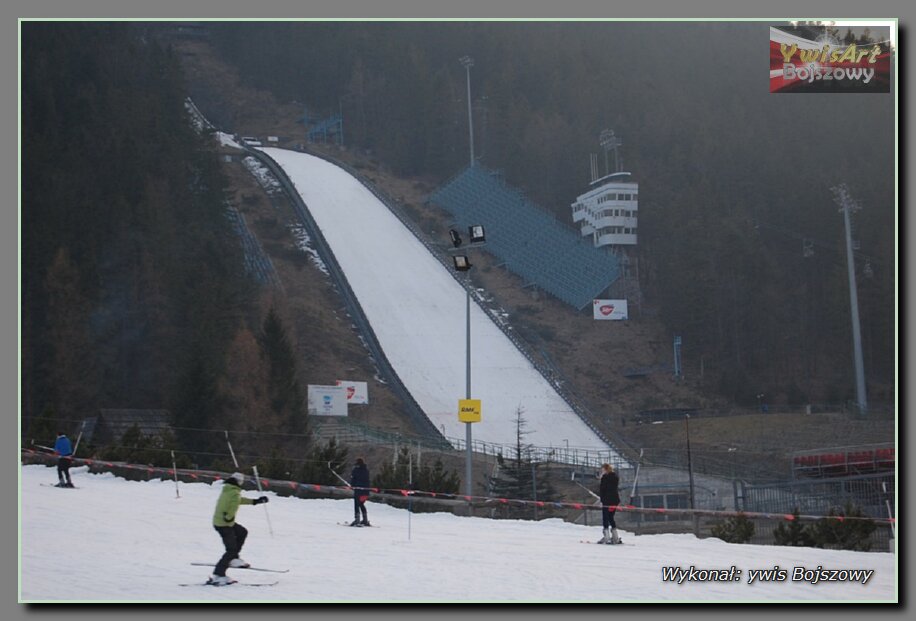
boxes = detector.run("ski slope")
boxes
[261,148,613,454]
[18,466,896,603]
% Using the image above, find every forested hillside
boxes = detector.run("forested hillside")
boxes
[207,21,896,406]
[21,23,309,456]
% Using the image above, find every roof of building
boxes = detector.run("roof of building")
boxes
[430,165,621,309]
[81,409,172,446]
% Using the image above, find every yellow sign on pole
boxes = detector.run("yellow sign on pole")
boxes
[458,399,482,423]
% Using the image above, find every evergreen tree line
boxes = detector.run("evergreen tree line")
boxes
[713,503,879,551]
[206,21,895,406]
[21,23,309,461]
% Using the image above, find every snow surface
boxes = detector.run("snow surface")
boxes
[218,131,242,149]
[243,155,284,196]
[259,148,615,456]
[19,465,895,603]
[289,224,330,275]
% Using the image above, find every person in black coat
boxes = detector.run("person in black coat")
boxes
[349,457,371,526]
[598,463,621,544]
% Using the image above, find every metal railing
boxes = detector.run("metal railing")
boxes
[312,417,627,470]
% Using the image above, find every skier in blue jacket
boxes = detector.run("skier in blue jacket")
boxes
[54,432,73,488]
[349,458,371,526]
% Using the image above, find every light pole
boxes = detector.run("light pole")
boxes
[459,55,475,166]
[831,183,867,416]
[450,225,486,500]
[685,414,699,536]
[338,97,344,147]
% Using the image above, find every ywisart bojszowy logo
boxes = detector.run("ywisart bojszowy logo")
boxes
[770,25,892,93]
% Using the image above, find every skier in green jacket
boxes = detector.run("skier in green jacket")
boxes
[208,472,269,586]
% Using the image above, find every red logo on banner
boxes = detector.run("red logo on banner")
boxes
[346,386,355,400]
[769,25,892,93]
[600,305,615,316]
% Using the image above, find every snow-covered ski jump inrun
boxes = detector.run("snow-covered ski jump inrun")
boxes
[261,148,619,457]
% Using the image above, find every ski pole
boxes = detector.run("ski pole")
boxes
[72,421,85,457]
[629,449,644,501]
[224,430,239,469]
[630,449,645,535]
[572,480,601,527]
[251,465,274,536]
[882,481,895,542]
[30,440,56,453]
[408,453,412,541]
[573,480,600,501]
[327,462,351,487]
[171,450,180,499]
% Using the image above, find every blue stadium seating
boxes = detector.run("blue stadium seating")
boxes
[430,165,620,309]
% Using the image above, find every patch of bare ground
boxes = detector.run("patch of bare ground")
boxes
[221,155,410,436]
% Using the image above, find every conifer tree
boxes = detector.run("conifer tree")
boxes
[299,437,351,486]
[487,407,560,519]
[809,502,877,551]
[711,513,755,544]
[416,457,461,495]
[773,508,816,547]
[260,307,309,439]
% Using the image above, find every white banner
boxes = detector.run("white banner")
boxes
[593,299,629,320]
[307,385,348,417]
[335,380,369,404]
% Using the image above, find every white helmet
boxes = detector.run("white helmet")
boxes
[227,472,245,485]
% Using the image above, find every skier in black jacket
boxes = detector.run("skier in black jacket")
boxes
[598,463,621,544]
[349,457,371,526]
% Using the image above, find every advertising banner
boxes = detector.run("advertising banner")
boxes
[593,299,628,320]
[769,24,892,93]
[335,380,369,404]
[458,399,482,423]
[307,385,348,417]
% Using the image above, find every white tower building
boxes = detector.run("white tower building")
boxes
[570,131,642,311]
[571,171,639,249]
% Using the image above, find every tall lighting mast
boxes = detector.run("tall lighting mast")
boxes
[831,183,868,416]
[459,55,475,166]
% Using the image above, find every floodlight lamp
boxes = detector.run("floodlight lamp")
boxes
[453,255,472,272]
[449,229,463,248]
[468,225,486,244]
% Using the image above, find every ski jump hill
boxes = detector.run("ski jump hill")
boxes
[254,147,625,462]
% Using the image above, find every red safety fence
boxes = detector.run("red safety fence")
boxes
[22,448,894,526]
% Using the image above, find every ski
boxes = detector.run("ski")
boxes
[579,540,628,545]
[190,562,288,573]
[41,483,78,489]
[179,580,278,587]
[338,522,377,528]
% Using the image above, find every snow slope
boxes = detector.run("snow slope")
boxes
[260,148,614,455]
[19,466,896,603]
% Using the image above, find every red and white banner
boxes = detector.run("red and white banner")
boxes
[335,380,369,404]
[769,25,892,93]
[593,299,628,321]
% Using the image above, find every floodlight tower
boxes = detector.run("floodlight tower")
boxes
[459,55,475,166]
[449,225,487,501]
[599,129,622,176]
[831,183,868,416]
